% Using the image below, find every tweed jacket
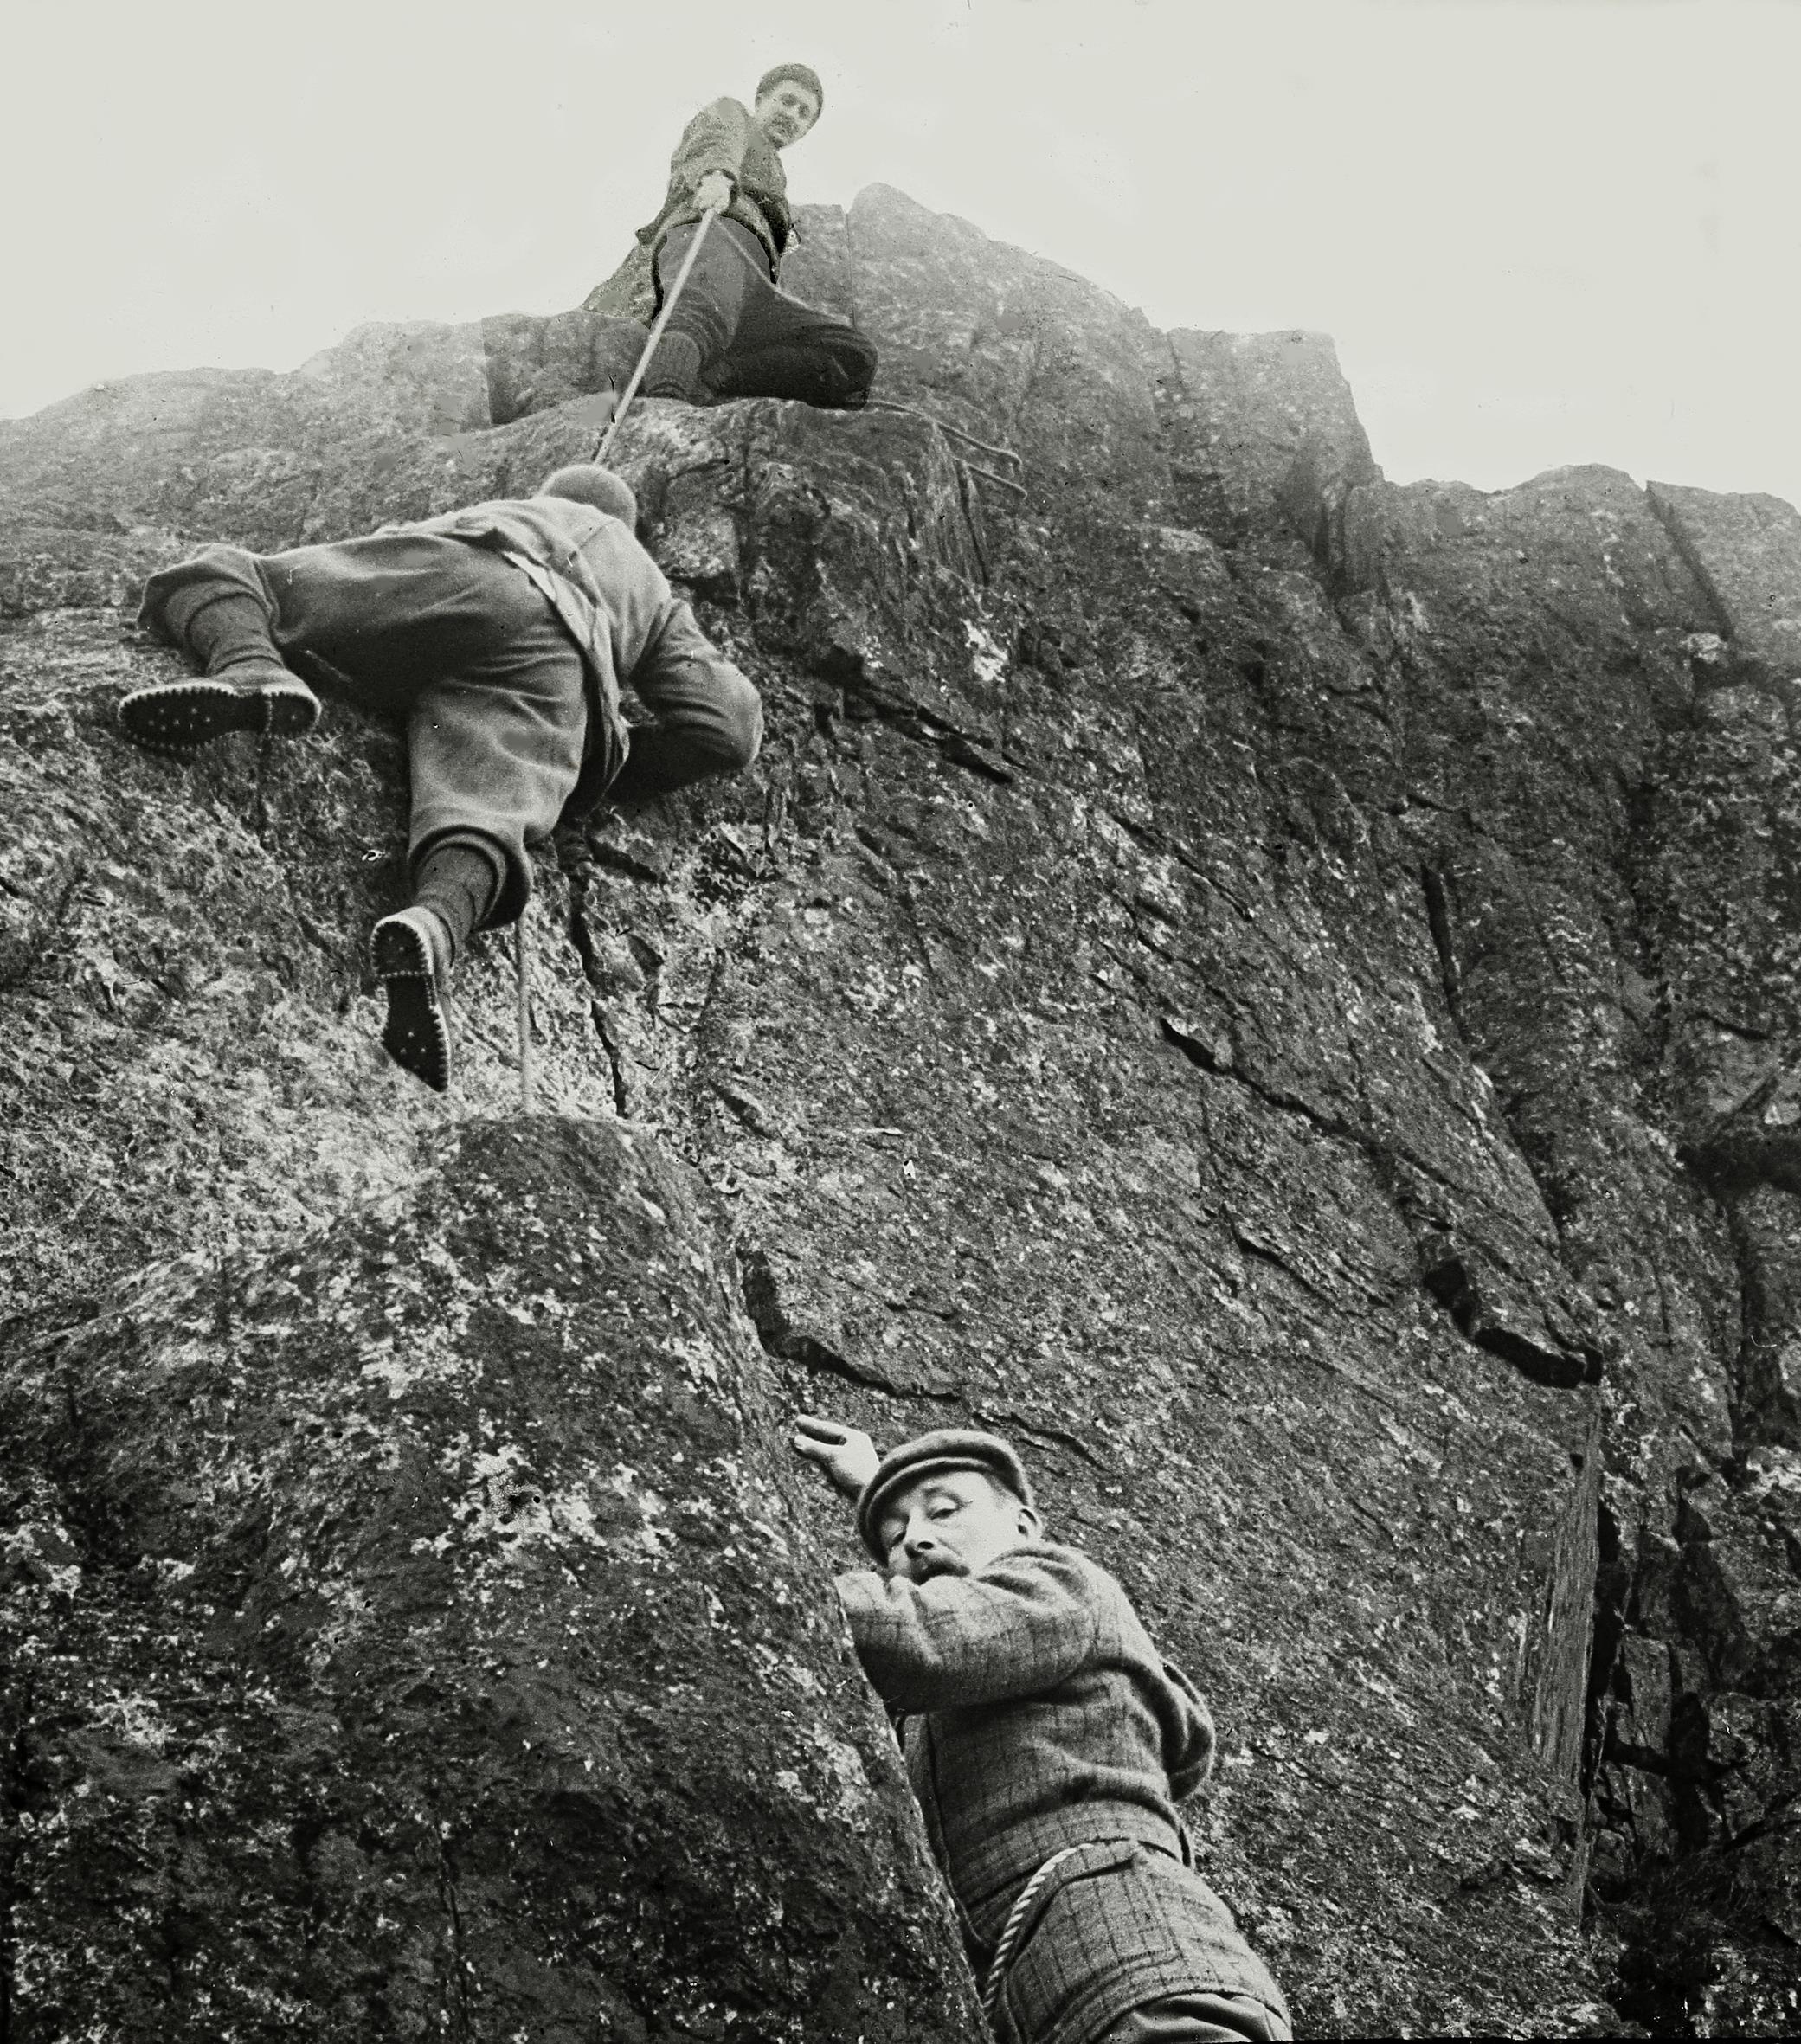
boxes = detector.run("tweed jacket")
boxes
[838,1543,1289,2044]
[401,495,748,813]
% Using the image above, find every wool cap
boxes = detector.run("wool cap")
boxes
[538,463,638,528]
[856,1428,1037,1559]
[755,62,824,113]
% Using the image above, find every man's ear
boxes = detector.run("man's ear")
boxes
[1017,1504,1042,1542]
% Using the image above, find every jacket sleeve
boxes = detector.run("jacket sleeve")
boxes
[669,97,754,196]
[627,598,762,760]
[835,1549,1102,1714]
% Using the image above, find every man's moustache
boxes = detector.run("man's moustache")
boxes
[914,1554,970,1581]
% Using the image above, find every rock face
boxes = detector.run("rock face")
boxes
[3,180,1799,2036]
[1,1120,974,2041]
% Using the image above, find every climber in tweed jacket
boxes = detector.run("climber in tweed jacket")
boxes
[794,1419,1292,2044]
[585,62,877,412]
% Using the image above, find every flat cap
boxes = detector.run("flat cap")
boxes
[856,1428,1036,1559]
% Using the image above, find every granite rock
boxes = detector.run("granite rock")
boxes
[5,182,1801,2036]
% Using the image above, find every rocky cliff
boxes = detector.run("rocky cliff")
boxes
[3,183,1799,2039]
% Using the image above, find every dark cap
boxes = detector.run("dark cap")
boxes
[755,62,824,112]
[856,1428,1036,1559]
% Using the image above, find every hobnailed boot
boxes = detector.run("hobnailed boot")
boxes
[370,904,456,1093]
[121,587,320,752]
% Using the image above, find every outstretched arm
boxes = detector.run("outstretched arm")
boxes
[670,98,751,219]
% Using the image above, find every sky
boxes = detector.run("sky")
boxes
[4,0,1798,510]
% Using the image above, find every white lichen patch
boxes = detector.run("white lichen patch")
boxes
[806,1727,876,1825]
[963,618,1008,685]
[305,1575,376,1677]
[662,1334,722,1390]
[357,1317,481,1399]
[90,1689,173,1752]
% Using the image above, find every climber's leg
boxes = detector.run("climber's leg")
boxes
[369,839,504,1094]
[125,547,320,750]
[705,273,878,410]
[608,651,764,801]
[372,548,587,1089]
[640,219,762,401]
[402,580,589,929]
[155,530,589,1091]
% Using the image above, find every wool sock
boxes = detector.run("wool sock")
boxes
[640,330,705,401]
[411,841,503,969]
[164,586,290,680]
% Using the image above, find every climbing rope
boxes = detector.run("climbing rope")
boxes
[981,1845,1079,2026]
[516,918,536,1114]
[592,204,723,462]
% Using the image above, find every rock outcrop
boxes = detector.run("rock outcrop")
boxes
[3,182,1799,2037]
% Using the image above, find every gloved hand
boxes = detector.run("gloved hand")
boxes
[794,1413,881,1497]
[691,171,733,216]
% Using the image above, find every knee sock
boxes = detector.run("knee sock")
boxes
[640,330,706,401]
[162,585,290,680]
[412,840,504,968]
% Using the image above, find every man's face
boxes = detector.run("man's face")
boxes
[877,1469,1039,1584]
[754,80,820,150]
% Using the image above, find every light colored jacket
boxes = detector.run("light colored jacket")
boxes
[404,495,748,811]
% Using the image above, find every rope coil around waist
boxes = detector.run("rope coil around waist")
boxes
[981,1845,1081,2028]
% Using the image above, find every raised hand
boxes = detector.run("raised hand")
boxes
[793,1413,881,1497]
[691,171,733,217]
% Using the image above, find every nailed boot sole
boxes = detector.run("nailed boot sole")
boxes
[119,678,320,752]
[371,916,453,1093]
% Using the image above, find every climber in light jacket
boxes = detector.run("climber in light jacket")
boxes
[794,1418,1292,2044]
[119,465,761,1094]
[586,62,878,412]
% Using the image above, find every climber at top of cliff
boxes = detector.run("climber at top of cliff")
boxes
[117,464,762,1093]
[794,1416,1293,2044]
[584,61,878,413]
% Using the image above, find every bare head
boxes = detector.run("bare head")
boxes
[754,62,821,149]
[539,464,638,528]
[856,1430,1041,1582]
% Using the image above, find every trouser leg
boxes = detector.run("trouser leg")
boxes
[1094,1994,1294,2042]
[238,530,591,924]
[707,265,879,409]
[400,614,590,927]
[646,217,878,410]
[642,220,757,400]
[608,654,763,801]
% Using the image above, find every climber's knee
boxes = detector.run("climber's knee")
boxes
[711,665,764,772]
[824,325,878,409]
[138,545,271,646]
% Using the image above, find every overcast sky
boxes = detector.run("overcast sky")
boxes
[5,0,1797,511]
